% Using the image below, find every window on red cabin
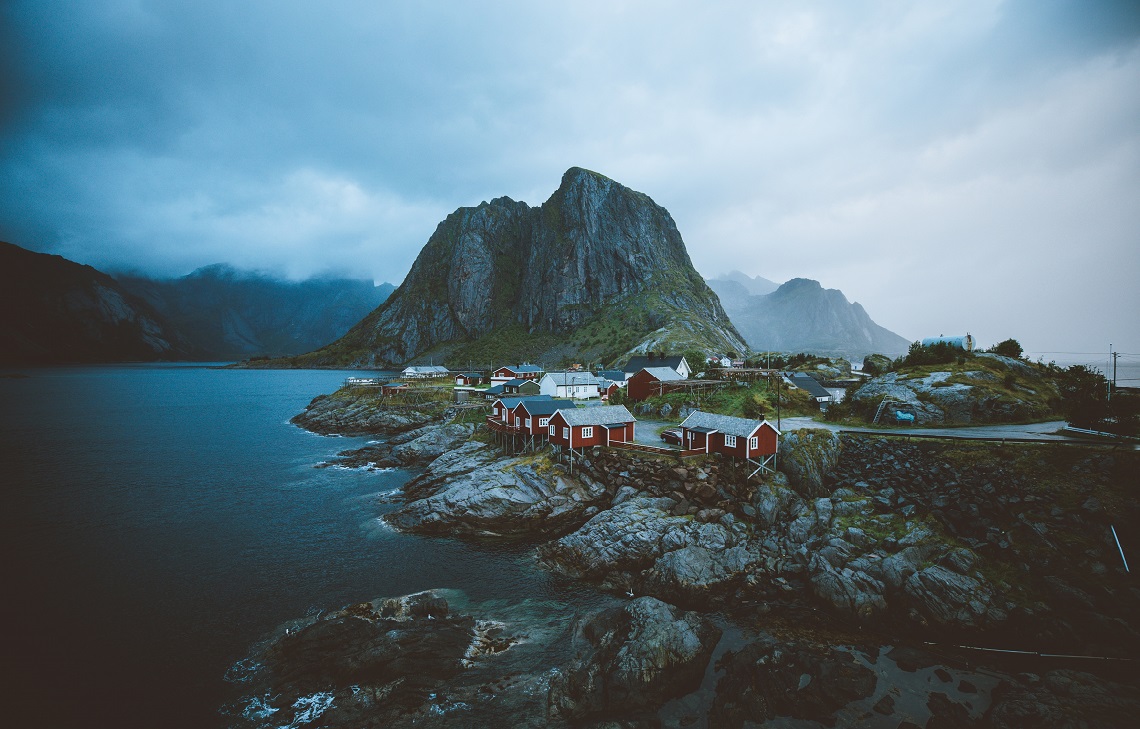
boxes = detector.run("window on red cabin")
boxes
[582,426,593,438]
[549,424,555,436]
[725,434,737,448]
[749,436,758,450]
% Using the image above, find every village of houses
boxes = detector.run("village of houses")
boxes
[346,353,839,478]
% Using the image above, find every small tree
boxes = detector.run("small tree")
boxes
[990,338,1024,359]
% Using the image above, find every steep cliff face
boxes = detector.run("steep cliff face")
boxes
[707,276,910,358]
[299,168,745,367]
[0,241,185,364]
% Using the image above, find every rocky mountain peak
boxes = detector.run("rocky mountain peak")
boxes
[293,168,746,367]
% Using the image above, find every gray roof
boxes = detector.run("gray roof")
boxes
[403,365,449,374]
[516,399,576,416]
[623,355,688,374]
[790,373,832,399]
[679,410,779,438]
[554,405,635,426]
[635,367,685,382]
[494,394,552,411]
[500,364,544,374]
[543,372,602,386]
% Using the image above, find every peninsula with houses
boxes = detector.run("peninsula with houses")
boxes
[228,169,1140,728]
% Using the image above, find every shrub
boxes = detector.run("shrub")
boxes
[893,341,961,369]
[990,338,1024,359]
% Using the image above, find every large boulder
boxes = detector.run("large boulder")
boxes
[862,353,892,376]
[538,496,753,603]
[385,453,608,538]
[547,597,721,721]
[902,565,1005,627]
[777,428,842,498]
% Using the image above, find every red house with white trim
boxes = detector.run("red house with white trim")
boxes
[627,367,686,402]
[547,405,636,450]
[491,395,552,424]
[678,411,780,474]
[514,398,576,436]
[491,364,544,385]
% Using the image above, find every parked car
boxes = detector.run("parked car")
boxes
[660,427,683,445]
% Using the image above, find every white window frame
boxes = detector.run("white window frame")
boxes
[749,436,758,450]
[539,417,549,427]
[549,424,555,436]
[562,427,569,439]
[724,434,737,448]
[525,418,531,428]
[582,426,593,438]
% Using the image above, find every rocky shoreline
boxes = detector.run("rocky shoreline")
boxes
[236,392,1140,727]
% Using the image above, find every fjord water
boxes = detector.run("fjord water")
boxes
[0,365,565,728]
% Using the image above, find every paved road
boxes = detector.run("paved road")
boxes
[632,418,678,446]
[777,417,1138,448]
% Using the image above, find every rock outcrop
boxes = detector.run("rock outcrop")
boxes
[776,428,842,497]
[708,636,877,727]
[288,167,746,367]
[846,355,1061,425]
[290,389,444,436]
[547,597,721,721]
[385,449,611,538]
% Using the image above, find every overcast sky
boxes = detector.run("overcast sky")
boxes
[2,0,1137,355]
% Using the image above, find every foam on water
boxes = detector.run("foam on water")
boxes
[279,692,335,728]
[240,694,278,721]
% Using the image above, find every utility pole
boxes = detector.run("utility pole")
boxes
[1108,344,1113,402]
[776,371,781,430]
[1112,349,1120,398]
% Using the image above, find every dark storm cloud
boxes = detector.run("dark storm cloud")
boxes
[1,1,1137,352]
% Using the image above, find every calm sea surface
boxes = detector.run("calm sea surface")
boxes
[0,364,582,728]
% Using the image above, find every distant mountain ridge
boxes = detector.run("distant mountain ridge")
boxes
[118,265,394,360]
[706,275,910,357]
[285,167,747,368]
[719,270,780,296]
[0,241,185,364]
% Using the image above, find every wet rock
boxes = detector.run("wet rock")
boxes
[709,638,876,728]
[903,566,1003,627]
[985,669,1140,729]
[811,565,888,619]
[548,597,721,721]
[263,593,475,702]
[926,691,978,729]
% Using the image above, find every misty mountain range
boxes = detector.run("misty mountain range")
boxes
[119,265,394,360]
[707,273,911,357]
[0,241,393,364]
[2,170,911,367]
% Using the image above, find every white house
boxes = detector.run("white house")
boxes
[539,372,602,400]
[402,365,450,379]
